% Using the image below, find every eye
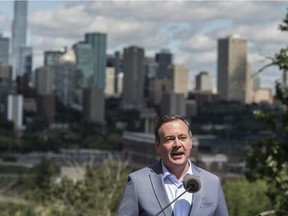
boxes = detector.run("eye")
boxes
[179,135,187,140]
[164,136,174,142]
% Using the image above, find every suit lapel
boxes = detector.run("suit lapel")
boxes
[189,164,203,216]
[149,161,173,216]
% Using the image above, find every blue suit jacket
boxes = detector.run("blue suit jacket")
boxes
[118,160,229,216]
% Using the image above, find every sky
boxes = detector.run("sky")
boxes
[0,0,287,92]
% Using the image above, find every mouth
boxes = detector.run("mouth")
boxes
[171,151,184,158]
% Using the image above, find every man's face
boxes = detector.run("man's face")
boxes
[155,119,192,172]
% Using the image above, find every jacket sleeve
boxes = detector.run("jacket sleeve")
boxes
[118,177,139,216]
[214,179,229,216]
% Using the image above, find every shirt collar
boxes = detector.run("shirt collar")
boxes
[161,160,193,180]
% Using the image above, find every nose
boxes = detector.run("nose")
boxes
[173,138,181,147]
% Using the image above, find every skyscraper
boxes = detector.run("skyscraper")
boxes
[217,34,252,103]
[113,51,122,94]
[18,46,32,76]
[84,32,107,89]
[155,49,172,78]
[7,94,23,129]
[195,71,212,92]
[122,46,145,108]
[11,0,28,80]
[77,32,107,124]
[169,64,189,98]
[44,49,66,66]
[35,66,54,95]
[73,42,93,88]
[0,34,9,65]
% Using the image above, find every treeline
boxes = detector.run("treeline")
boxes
[0,158,132,216]
[0,157,274,216]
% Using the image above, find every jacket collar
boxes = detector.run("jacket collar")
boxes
[148,160,203,216]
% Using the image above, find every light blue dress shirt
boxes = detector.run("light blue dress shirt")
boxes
[162,161,193,216]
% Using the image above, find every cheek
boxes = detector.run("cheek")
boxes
[157,145,170,154]
[187,141,192,149]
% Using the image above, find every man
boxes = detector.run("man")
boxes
[118,114,229,216]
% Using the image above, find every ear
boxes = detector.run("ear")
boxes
[155,141,160,153]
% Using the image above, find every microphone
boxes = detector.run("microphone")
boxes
[155,175,201,216]
[183,174,201,193]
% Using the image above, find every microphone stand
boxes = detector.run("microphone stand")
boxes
[155,185,193,216]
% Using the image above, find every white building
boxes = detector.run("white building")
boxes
[7,94,23,129]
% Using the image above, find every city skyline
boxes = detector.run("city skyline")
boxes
[0,1,287,92]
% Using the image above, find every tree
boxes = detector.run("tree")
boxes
[223,178,272,216]
[22,158,132,216]
[246,10,288,215]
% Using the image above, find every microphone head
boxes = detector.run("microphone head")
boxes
[183,175,201,193]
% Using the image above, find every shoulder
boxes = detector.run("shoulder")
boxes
[129,167,151,177]
[128,161,162,180]
[191,162,220,182]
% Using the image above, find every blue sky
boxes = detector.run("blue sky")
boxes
[0,1,287,92]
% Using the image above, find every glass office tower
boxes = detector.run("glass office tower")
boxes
[11,0,28,80]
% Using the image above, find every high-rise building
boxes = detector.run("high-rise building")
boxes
[0,35,9,65]
[253,88,273,104]
[217,35,252,103]
[113,51,122,94]
[84,32,107,89]
[104,66,123,98]
[44,49,66,66]
[11,0,28,80]
[145,59,158,98]
[105,67,115,97]
[0,65,12,79]
[122,46,145,108]
[35,66,56,123]
[149,77,170,106]
[18,46,32,77]
[169,64,189,98]
[161,92,186,117]
[77,33,107,124]
[0,73,15,112]
[7,94,23,128]
[155,49,172,78]
[246,62,253,103]
[83,86,105,124]
[54,63,77,106]
[36,95,55,123]
[195,71,212,92]
[73,42,93,89]
[96,52,122,95]
[35,66,54,96]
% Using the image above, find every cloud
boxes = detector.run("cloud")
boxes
[21,0,288,91]
[180,35,216,51]
[29,4,92,38]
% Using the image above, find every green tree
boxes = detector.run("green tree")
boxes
[223,178,272,216]
[83,159,131,215]
[246,10,288,215]
[32,158,59,190]
[25,117,49,134]
[22,159,131,216]
[0,113,13,136]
